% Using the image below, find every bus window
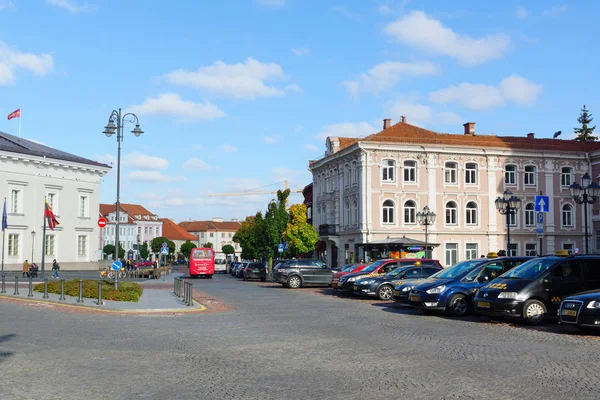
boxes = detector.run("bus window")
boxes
[193,249,211,259]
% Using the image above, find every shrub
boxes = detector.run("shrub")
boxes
[33,279,143,302]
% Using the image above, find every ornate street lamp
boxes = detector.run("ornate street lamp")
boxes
[103,109,144,290]
[416,205,436,258]
[569,172,600,254]
[495,190,521,255]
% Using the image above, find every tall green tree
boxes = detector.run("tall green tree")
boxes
[180,241,195,257]
[283,204,319,256]
[139,242,149,260]
[150,237,175,254]
[233,216,259,260]
[222,244,235,257]
[574,105,597,141]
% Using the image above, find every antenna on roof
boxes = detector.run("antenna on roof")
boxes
[553,130,562,139]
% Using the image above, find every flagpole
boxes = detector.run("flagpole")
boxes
[41,201,47,280]
[18,109,21,138]
[1,197,5,273]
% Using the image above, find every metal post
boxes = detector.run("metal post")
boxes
[1,274,5,294]
[583,199,589,255]
[28,277,33,297]
[187,282,193,306]
[173,277,178,296]
[41,205,46,280]
[506,209,511,254]
[163,254,166,281]
[114,108,122,292]
[424,222,429,259]
[59,279,65,301]
[43,278,49,299]
[97,280,103,305]
[77,279,83,303]
[13,276,19,295]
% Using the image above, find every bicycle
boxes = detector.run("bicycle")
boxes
[100,268,125,280]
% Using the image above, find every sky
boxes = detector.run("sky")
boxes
[1,0,599,223]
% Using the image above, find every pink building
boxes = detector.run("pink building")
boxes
[310,118,600,268]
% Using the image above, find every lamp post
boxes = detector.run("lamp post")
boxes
[495,190,521,255]
[416,205,436,258]
[31,230,36,263]
[569,172,600,255]
[102,108,144,290]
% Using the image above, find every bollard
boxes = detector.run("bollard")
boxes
[163,267,166,281]
[59,279,65,301]
[97,280,103,305]
[76,279,83,303]
[43,278,49,299]
[187,282,193,306]
[28,278,34,297]
[183,281,188,303]
[1,274,6,294]
[173,277,178,295]
[13,276,19,295]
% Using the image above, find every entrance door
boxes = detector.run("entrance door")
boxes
[331,245,338,269]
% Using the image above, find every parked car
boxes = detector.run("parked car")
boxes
[273,259,334,288]
[331,264,367,287]
[474,253,600,325]
[235,262,248,278]
[242,262,267,282]
[559,289,600,330]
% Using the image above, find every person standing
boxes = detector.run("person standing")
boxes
[52,259,60,279]
[22,260,30,278]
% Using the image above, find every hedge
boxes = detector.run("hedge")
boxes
[33,279,143,302]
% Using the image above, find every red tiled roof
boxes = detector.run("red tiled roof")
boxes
[99,203,135,224]
[158,218,198,241]
[119,203,157,217]
[179,220,241,232]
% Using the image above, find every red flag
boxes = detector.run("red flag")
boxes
[44,200,60,230]
[7,109,20,120]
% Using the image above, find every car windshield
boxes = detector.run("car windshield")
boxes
[386,266,411,278]
[362,260,388,273]
[501,258,558,280]
[430,260,482,279]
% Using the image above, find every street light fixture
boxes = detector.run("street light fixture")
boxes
[102,108,144,290]
[416,205,436,258]
[569,172,600,254]
[495,190,521,255]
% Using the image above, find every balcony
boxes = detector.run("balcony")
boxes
[319,224,338,236]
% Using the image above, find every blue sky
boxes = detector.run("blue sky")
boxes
[1,0,598,222]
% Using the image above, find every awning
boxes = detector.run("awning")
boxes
[360,236,439,248]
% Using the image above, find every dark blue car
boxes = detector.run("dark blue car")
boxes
[407,256,533,316]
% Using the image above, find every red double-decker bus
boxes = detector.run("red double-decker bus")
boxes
[189,248,215,278]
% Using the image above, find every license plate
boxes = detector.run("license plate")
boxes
[353,285,358,291]
[562,309,577,317]
[409,295,419,302]
[477,301,491,308]
[393,290,399,296]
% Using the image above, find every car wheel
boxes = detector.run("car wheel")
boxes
[376,285,394,301]
[522,299,546,325]
[287,275,302,289]
[447,294,469,316]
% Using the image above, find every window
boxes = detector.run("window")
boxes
[445,201,457,225]
[465,243,478,260]
[353,199,358,225]
[509,211,517,226]
[345,166,351,186]
[508,243,518,257]
[345,200,350,225]
[445,162,458,184]
[47,192,58,214]
[404,200,416,224]
[465,163,477,184]
[505,165,517,185]
[465,202,478,225]
[209,233,214,238]
[10,189,20,214]
[525,203,535,226]
[524,166,536,186]
[352,162,358,186]
[563,243,574,254]
[561,167,573,187]
[78,236,87,256]
[445,243,458,266]
[8,233,19,256]
[562,204,573,227]
[79,195,88,217]
[382,200,395,224]
[403,161,416,183]
[45,235,55,256]
[382,160,395,182]
[525,243,537,256]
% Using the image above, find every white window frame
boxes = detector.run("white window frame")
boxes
[10,188,21,214]
[508,243,518,257]
[465,201,478,226]
[382,160,396,183]
[403,160,417,183]
[45,234,56,257]
[509,211,518,227]
[46,192,59,216]
[444,162,458,184]
[525,203,535,226]
[77,235,88,257]
[562,204,573,227]
[505,165,517,186]
[525,243,537,256]
[465,163,478,185]
[524,165,536,186]
[561,167,573,187]
[445,201,458,225]
[465,243,478,260]
[445,243,458,266]
[8,233,20,256]
[404,200,416,225]
[563,243,575,254]
[382,200,395,224]
[78,195,89,218]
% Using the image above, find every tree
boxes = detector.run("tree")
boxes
[202,242,213,248]
[233,216,259,260]
[283,204,319,256]
[180,241,195,258]
[103,244,115,259]
[118,243,125,259]
[150,237,167,253]
[139,242,149,260]
[574,105,597,141]
[222,244,235,257]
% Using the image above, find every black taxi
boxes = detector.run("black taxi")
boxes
[474,252,600,325]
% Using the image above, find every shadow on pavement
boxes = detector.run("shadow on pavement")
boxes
[0,333,16,363]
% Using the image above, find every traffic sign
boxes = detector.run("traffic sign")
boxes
[535,196,550,213]
[98,217,107,228]
[283,241,288,251]
[162,242,168,248]
[278,244,284,253]
[161,247,169,255]
[537,212,544,225]
[536,228,544,234]
[537,233,544,239]
[111,261,122,271]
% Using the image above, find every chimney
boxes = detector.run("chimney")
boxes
[527,132,535,139]
[401,116,406,123]
[463,122,475,135]
[383,118,391,130]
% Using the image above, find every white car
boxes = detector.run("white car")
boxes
[214,257,227,273]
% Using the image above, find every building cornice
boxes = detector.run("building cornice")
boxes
[0,151,111,176]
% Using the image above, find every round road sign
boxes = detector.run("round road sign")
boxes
[98,217,107,228]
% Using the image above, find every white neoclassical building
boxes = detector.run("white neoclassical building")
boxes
[0,131,110,271]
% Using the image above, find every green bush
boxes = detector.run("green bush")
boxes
[33,279,143,302]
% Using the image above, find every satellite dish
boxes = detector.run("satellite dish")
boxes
[553,131,562,138]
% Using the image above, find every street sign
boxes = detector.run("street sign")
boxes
[537,212,544,225]
[278,244,284,253]
[98,217,107,228]
[162,242,168,248]
[283,241,288,250]
[161,247,168,255]
[535,196,550,213]
[537,233,544,239]
[111,261,122,271]
[536,228,544,233]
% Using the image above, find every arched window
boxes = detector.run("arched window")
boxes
[383,200,395,224]
[382,160,395,182]
[525,203,535,226]
[404,200,416,224]
[465,201,477,225]
[446,201,457,225]
[505,164,517,185]
[465,163,478,184]
[562,204,573,227]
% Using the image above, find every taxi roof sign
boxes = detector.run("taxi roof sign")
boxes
[554,250,569,257]
[414,261,421,266]
[486,252,498,258]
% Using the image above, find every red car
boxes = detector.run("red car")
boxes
[331,264,367,287]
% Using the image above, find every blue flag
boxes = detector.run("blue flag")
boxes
[1,198,7,231]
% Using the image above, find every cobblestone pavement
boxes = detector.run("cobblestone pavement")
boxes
[1,273,599,400]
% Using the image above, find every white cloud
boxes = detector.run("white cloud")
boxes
[94,153,115,166]
[429,74,543,110]
[263,135,281,144]
[222,144,237,153]
[122,151,169,170]
[47,0,96,13]
[164,58,293,100]
[343,61,438,99]
[285,83,303,93]
[0,41,53,85]
[128,93,225,121]
[183,158,212,171]
[127,171,187,183]
[256,0,284,7]
[316,122,378,141]
[305,144,320,152]
[515,6,529,19]
[384,10,510,66]
[292,48,311,56]
[543,5,568,17]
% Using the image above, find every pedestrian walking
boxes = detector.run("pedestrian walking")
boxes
[22,259,30,278]
[52,259,60,279]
